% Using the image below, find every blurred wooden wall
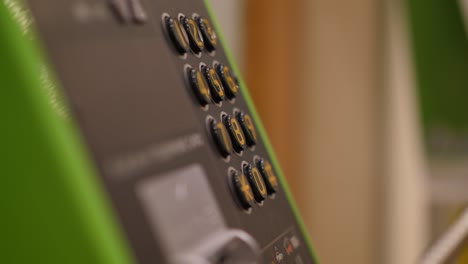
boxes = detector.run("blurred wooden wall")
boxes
[245,1,306,186]
[245,1,381,263]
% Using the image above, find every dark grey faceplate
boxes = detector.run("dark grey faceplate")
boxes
[25,0,316,263]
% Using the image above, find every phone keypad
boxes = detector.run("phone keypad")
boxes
[163,13,278,213]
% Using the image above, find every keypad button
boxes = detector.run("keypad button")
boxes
[231,170,254,210]
[202,66,225,103]
[180,16,204,54]
[187,67,211,106]
[197,17,217,52]
[210,119,232,158]
[216,65,238,99]
[256,159,279,195]
[165,16,189,55]
[237,112,257,147]
[243,163,267,203]
[223,114,246,153]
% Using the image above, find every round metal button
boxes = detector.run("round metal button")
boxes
[202,66,225,103]
[210,119,232,158]
[180,15,204,54]
[187,67,211,106]
[164,16,189,55]
[231,170,255,210]
[237,112,257,147]
[223,114,246,153]
[256,159,279,195]
[243,163,267,203]
[197,16,217,52]
[216,64,238,99]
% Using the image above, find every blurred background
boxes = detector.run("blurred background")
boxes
[209,0,468,263]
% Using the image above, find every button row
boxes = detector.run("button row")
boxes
[164,13,217,55]
[231,158,279,211]
[209,111,258,158]
[187,64,238,105]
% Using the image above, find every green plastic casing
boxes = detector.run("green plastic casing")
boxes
[0,1,135,263]
[0,0,318,263]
